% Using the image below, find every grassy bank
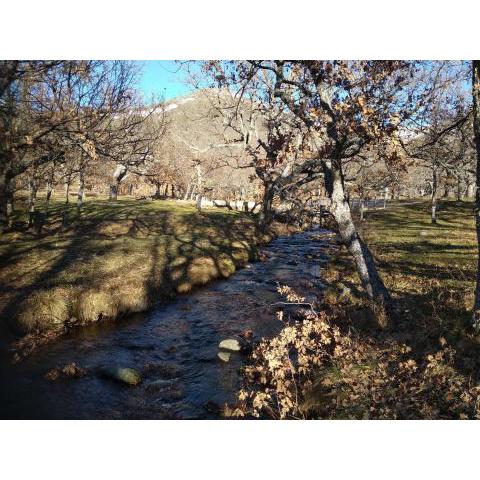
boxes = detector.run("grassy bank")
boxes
[325,200,477,336]
[229,200,480,419]
[313,200,480,418]
[0,196,270,357]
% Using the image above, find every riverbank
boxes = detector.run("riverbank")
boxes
[0,228,331,419]
[315,200,480,418]
[229,200,480,419]
[324,199,476,334]
[0,197,286,360]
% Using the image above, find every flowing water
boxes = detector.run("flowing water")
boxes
[0,229,333,419]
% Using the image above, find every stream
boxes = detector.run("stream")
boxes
[0,228,333,419]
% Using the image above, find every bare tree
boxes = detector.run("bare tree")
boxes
[472,60,480,332]
[195,62,320,227]
[0,61,152,228]
[243,61,427,312]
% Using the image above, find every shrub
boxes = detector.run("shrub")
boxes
[225,285,480,419]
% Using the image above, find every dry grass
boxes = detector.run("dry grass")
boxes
[0,194,270,355]
[227,200,480,419]
[323,200,477,335]
[315,199,480,417]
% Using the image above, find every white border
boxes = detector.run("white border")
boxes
[1,1,480,477]
[0,420,479,479]
[1,0,479,59]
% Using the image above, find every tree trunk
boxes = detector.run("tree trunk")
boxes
[195,164,203,212]
[456,176,462,201]
[471,60,480,332]
[324,161,392,313]
[45,164,55,208]
[196,193,203,211]
[27,177,38,228]
[259,182,275,230]
[109,165,127,201]
[183,183,192,201]
[2,173,15,230]
[109,183,118,201]
[65,180,71,204]
[468,181,476,198]
[431,169,438,224]
[0,170,10,233]
[6,183,14,225]
[77,171,85,208]
[46,182,53,204]
[153,181,161,198]
[319,204,324,227]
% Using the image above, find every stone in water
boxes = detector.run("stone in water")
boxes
[218,338,241,352]
[218,351,231,362]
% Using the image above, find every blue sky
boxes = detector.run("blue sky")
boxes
[137,61,193,101]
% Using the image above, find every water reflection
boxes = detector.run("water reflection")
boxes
[0,229,332,419]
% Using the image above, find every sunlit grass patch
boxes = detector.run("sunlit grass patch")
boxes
[227,200,480,419]
[0,195,266,348]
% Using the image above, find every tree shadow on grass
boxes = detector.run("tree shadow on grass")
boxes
[318,200,480,415]
[326,262,480,401]
[0,198,263,357]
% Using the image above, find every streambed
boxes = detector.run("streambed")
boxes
[0,228,333,419]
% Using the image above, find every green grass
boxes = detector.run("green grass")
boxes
[224,199,480,419]
[0,195,268,343]
[303,199,480,419]
[363,200,476,289]
[324,199,478,342]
